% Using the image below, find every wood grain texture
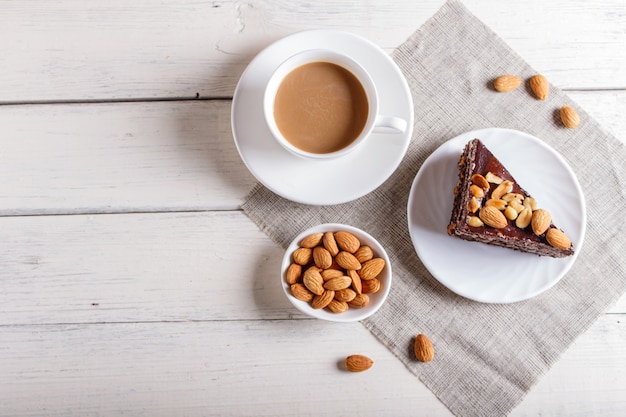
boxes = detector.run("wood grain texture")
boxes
[1,210,624,327]
[0,211,288,325]
[2,0,625,415]
[0,0,624,102]
[0,316,624,417]
[0,92,624,216]
[0,101,256,215]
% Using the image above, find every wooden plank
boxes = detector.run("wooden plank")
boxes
[465,0,626,90]
[1,92,625,216]
[570,91,626,141]
[0,316,624,416]
[0,320,447,416]
[1,210,624,327]
[1,0,624,102]
[1,2,623,416]
[0,101,256,215]
[0,211,289,325]
[512,314,626,416]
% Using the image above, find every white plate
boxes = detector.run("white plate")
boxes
[407,128,586,303]
[231,30,414,205]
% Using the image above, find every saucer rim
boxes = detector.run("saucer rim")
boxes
[231,29,414,206]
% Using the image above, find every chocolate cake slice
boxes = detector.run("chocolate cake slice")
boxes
[447,139,574,257]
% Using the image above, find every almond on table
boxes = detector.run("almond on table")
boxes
[560,105,580,128]
[414,334,435,363]
[345,354,374,372]
[493,75,522,92]
[529,74,549,100]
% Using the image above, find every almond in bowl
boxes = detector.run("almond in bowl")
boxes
[281,223,392,322]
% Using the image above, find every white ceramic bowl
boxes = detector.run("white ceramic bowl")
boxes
[281,223,392,322]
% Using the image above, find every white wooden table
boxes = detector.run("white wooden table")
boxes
[1,1,625,415]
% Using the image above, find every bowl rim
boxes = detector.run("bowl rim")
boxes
[281,222,392,322]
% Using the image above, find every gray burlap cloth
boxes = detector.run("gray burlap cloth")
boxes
[241,0,626,415]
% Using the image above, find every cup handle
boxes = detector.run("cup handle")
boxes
[373,115,408,133]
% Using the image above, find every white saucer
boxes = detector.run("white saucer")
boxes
[407,128,586,304]
[231,30,414,205]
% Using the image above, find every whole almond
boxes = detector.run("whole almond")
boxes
[285,263,302,285]
[313,246,333,269]
[353,245,374,263]
[326,299,349,314]
[292,247,312,265]
[471,173,490,190]
[493,75,522,92]
[345,354,373,372]
[348,269,362,295]
[321,268,345,281]
[290,283,314,302]
[531,209,551,236]
[328,259,342,271]
[299,232,323,249]
[414,334,434,362]
[546,228,572,250]
[311,290,335,309]
[359,258,386,280]
[529,74,549,100]
[361,278,381,294]
[560,105,580,128]
[479,205,508,229]
[348,293,370,308]
[302,267,324,295]
[336,251,361,270]
[334,288,357,302]
[323,276,352,291]
[334,231,361,253]
[322,231,340,256]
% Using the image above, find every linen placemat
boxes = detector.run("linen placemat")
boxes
[242,0,626,415]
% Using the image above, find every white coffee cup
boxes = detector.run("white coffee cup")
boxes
[264,49,408,159]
